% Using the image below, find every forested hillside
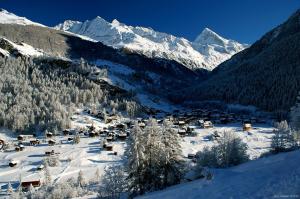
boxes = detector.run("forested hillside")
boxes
[184,9,300,116]
[0,56,139,133]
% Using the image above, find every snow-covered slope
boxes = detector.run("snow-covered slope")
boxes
[0,9,45,27]
[140,150,300,199]
[55,18,248,71]
[0,37,44,57]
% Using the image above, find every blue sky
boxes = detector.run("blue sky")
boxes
[1,0,299,43]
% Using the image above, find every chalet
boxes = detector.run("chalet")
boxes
[139,122,146,128]
[45,150,55,156]
[89,132,96,137]
[116,123,126,131]
[178,129,186,136]
[187,126,196,134]
[118,132,127,140]
[63,129,70,136]
[198,120,205,126]
[29,139,40,146]
[105,144,113,151]
[9,160,18,167]
[187,153,196,159]
[37,164,44,171]
[48,139,56,146]
[0,139,4,150]
[203,121,213,129]
[243,123,252,131]
[21,180,41,191]
[178,121,185,126]
[17,135,24,141]
[106,136,114,142]
[46,132,53,138]
[87,125,96,132]
[15,144,25,152]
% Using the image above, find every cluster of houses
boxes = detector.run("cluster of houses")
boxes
[0,107,268,192]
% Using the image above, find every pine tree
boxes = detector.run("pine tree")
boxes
[290,92,300,130]
[126,121,147,195]
[161,120,185,187]
[44,162,52,186]
[74,133,80,144]
[271,121,297,152]
[100,165,127,199]
[95,168,101,183]
[77,170,85,188]
[143,118,163,191]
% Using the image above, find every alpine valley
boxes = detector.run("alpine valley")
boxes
[0,6,299,199]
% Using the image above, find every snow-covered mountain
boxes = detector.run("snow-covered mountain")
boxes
[0,9,45,27]
[55,17,248,71]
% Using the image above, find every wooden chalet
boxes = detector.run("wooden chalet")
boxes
[203,121,213,129]
[0,139,4,150]
[15,144,25,152]
[118,132,127,140]
[29,139,40,146]
[48,139,56,146]
[21,180,41,191]
[63,129,70,136]
[106,136,114,142]
[37,164,44,171]
[187,153,196,159]
[9,160,18,167]
[105,144,113,151]
[45,150,55,156]
[178,129,186,136]
[17,135,24,141]
[46,132,53,138]
[243,123,252,131]
[89,132,96,137]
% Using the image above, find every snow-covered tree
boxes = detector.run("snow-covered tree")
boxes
[99,165,127,199]
[95,168,101,183]
[271,121,297,152]
[74,133,80,144]
[160,120,185,187]
[126,121,147,195]
[77,170,85,188]
[197,131,249,168]
[43,162,52,186]
[290,92,300,130]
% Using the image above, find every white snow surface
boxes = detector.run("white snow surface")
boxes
[0,117,275,195]
[55,18,248,71]
[0,9,45,27]
[0,37,44,57]
[140,149,300,199]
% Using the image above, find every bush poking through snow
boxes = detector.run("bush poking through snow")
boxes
[196,131,249,168]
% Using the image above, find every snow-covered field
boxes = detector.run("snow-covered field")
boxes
[140,149,300,199]
[182,123,274,160]
[0,109,275,197]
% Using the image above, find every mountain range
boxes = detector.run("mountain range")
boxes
[55,16,247,71]
[184,9,300,116]
[1,8,300,116]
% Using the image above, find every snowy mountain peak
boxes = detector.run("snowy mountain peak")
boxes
[55,16,248,71]
[0,8,45,27]
[194,27,225,45]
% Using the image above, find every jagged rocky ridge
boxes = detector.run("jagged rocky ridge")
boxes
[55,17,247,71]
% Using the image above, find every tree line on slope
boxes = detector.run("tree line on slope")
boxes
[0,56,141,133]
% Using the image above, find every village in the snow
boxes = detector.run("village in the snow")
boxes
[0,105,275,196]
